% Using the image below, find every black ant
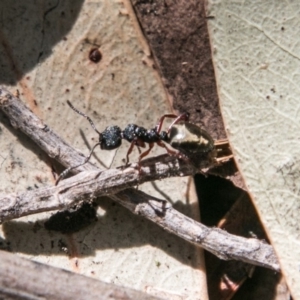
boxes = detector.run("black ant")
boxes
[56,101,193,184]
[56,100,214,185]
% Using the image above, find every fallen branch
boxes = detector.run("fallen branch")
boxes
[0,87,280,271]
[0,249,161,300]
[0,155,196,223]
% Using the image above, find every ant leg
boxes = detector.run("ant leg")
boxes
[157,140,191,164]
[125,138,146,166]
[138,143,154,162]
[125,139,137,166]
[55,142,101,185]
[155,114,178,133]
[167,113,190,134]
[136,146,142,154]
[156,140,177,156]
[66,100,102,136]
[156,140,187,160]
[135,143,154,174]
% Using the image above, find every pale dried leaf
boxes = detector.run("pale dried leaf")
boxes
[207,1,300,298]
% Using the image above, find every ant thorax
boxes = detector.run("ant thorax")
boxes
[122,124,161,144]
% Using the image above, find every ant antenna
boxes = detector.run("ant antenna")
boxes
[66,100,102,136]
[55,142,101,185]
[155,114,178,133]
[56,101,105,185]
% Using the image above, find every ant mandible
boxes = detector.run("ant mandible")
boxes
[55,101,191,185]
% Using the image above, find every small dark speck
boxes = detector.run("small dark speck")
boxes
[63,37,68,41]
[196,109,201,113]
[48,107,52,111]
[65,89,70,93]
[61,11,65,17]
[34,100,38,106]
[51,240,54,248]
[80,86,85,90]
[187,255,191,260]
[111,73,115,80]
[167,244,171,248]
[91,271,95,275]
[271,87,276,93]
[35,176,42,183]
[58,239,68,250]
[281,27,285,31]
[26,76,30,80]
[89,48,102,63]
[40,243,44,249]
[266,95,270,100]
[34,184,39,188]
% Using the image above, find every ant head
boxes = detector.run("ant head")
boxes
[100,126,122,150]
[184,112,190,120]
[160,131,168,141]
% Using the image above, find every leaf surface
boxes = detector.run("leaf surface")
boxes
[207,1,300,298]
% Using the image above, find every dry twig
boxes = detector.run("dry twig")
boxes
[0,249,161,300]
[0,87,280,271]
